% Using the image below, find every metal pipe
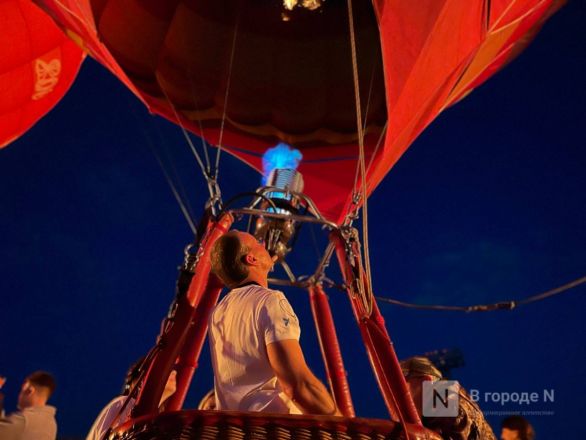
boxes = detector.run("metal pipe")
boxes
[253,186,327,222]
[309,284,355,417]
[331,230,421,425]
[166,274,224,411]
[229,208,338,229]
[185,214,233,306]
[132,214,233,417]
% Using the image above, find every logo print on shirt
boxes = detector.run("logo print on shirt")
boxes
[279,299,298,323]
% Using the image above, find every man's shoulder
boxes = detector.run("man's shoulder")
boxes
[0,411,25,423]
[227,285,285,304]
[0,411,26,436]
[22,404,57,416]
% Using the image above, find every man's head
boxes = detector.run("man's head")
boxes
[211,231,274,288]
[500,416,534,440]
[123,357,177,405]
[400,357,443,417]
[17,371,56,409]
[123,357,146,395]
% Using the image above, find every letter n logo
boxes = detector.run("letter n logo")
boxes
[422,380,460,417]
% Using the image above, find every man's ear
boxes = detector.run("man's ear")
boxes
[244,253,258,266]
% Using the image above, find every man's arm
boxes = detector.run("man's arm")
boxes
[267,339,339,416]
[0,412,26,440]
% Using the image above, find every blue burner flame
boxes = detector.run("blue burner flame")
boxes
[262,143,302,185]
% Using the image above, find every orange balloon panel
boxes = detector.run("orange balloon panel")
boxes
[0,0,84,148]
[34,0,563,222]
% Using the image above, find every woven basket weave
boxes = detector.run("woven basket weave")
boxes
[110,410,442,440]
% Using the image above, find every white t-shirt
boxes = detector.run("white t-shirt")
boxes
[86,396,133,440]
[208,284,301,414]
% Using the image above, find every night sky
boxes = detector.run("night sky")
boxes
[1,2,585,438]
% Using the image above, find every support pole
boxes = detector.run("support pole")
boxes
[309,284,355,417]
[132,214,233,418]
[166,274,224,411]
[331,230,421,426]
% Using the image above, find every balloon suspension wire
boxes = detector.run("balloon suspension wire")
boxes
[127,99,198,235]
[347,0,374,317]
[361,53,379,137]
[350,54,386,205]
[158,82,224,214]
[185,72,212,177]
[160,85,210,179]
[347,2,411,433]
[376,275,586,312]
[215,7,242,182]
[352,121,387,200]
[150,124,199,234]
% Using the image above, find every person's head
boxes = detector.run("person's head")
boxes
[501,416,535,440]
[123,357,176,405]
[17,371,56,409]
[400,357,443,417]
[123,357,146,395]
[211,231,274,288]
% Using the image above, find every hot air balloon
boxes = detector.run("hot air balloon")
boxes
[25,1,565,439]
[0,0,84,148]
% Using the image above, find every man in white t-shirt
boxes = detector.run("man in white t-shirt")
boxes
[209,231,338,416]
[0,371,57,440]
[86,358,177,440]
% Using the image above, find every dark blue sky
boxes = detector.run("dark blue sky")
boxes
[1,3,585,438]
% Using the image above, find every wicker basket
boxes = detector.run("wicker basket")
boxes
[110,410,442,440]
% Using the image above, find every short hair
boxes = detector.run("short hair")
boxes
[123,356,146,395]
[210,232,251,288]
[501,416,535,440]
[400,357,442,380]
[26,371,56,397]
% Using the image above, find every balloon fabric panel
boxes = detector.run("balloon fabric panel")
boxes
[0,0,84,148]
[33,0,563,222]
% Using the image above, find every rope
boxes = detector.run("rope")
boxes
[151,121,198,224]
[127,100,198,235]
[158,80,224,215]
[148,137,198,235]
[347,0,414,431]
[375,275,586,312]
[215,9,241,181]
[352,121,387,196]
[347,0,374,317]
[159,83,211,181]
[361,55,379,136]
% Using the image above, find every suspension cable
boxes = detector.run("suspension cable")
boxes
[347,0,415,432]
[347,0,374,317]
[361,54,379,136]
[351,121,387,198]
[127,100,198,234]
[158,80,225,215]
[159,83,211,181]
[375,275,586,312]
[214,8,241,181]
[148,136,198,235]
[186,72,210,173]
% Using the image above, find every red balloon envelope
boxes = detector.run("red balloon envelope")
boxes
[33,0,563,222]
[0,0,85,148]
